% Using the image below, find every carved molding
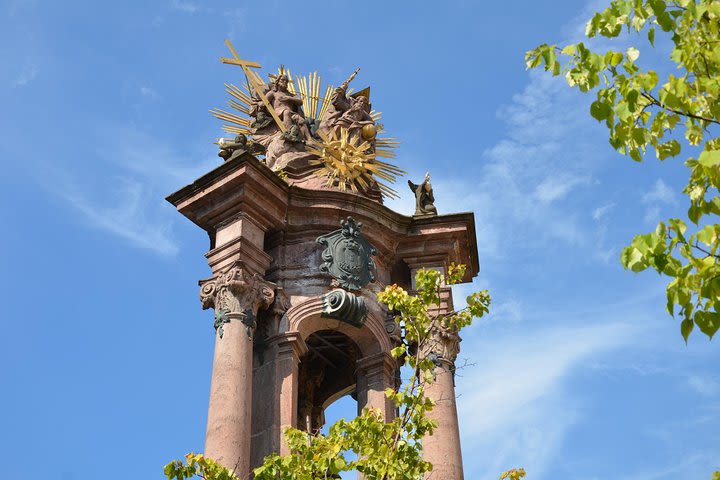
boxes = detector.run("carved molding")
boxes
[199,262,275,338]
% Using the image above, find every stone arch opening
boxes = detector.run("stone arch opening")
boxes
[297,330,361,433]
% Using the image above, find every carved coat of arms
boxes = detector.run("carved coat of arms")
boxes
[316,217,377,291]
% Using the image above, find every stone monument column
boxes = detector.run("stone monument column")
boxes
[422,324,463,480]
[199,263,275,476]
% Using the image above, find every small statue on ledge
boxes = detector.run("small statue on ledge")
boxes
[218,134,248,161]
[408,172,437,216]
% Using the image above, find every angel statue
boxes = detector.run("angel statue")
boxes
[319,68,375,142]
[408,172,437,216]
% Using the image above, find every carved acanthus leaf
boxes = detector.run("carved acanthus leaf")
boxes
[198,262,276,337]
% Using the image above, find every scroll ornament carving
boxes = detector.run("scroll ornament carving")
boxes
[320,289,368,328]
[199,264,275,338]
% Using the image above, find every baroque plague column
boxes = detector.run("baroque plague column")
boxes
[166,41,480,480]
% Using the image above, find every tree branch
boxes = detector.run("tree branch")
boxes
[641,92,719,125]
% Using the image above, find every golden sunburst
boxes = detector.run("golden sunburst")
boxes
[307,128,405,199]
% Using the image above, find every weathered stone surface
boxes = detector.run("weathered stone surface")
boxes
[167,152,478,479]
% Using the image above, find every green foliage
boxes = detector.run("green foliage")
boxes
[527,0,720,341]
[165,264,490,480]
[712,471,720,480]
[499,468,526,480]
[165,453,239,480]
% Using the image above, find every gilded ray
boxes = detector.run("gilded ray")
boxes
[307,127,404,199]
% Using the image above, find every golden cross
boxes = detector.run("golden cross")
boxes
[220,39,286,132]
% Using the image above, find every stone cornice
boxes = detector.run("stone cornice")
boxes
[167,153,479,281]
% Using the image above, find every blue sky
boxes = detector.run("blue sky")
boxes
[1,1,718,479]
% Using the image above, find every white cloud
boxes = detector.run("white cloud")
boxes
[592,202,615,221]
[535,174,591,204]
[63,178,179,256]
[642,179,678,223]
[688,375,720,396]
[14,61,38,87]
[488,298,523,324]
[44,125,216,256]
[458,321,635,480]
[618,452,718,480]
[140,86,159,99]
[425,71,605,258]
[642,179,677,205]
[171,0,198,13]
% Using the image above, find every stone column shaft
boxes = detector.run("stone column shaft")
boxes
[272,332,307,456]
[356,352,397,422]
[205,316,254,475]
[424,358,463,480]
[200,263,275,478]
[422,324,463,480]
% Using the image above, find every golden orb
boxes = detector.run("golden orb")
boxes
[361,124,377,141]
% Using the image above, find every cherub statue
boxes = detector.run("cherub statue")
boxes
[408,172,437,216]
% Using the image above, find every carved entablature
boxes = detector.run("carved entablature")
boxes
[199,262,275,338]
[316,217,377,291]
[420,322,461,369]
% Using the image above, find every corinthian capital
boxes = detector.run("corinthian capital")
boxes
[420,322,461,369]
[199,262,275,338]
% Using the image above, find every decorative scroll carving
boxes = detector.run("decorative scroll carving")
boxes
[320,289,368,328]
[199,262,275,338]
[316,216,377,291]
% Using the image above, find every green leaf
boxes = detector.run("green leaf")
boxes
[656,140,681,160]
[609,51,624,66]
[614,101,632,121]
[698,150,720,167]
[590,101,612,120]
[681,318,694,343]
[647,27,655,46]
[626,47,640,62]
[696,225,717,246]
[695,311,720,339]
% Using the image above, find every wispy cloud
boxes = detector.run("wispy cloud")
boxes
[424,70,605,258]
[535,174,591,204]
[618,452,718,480]
[62,177,179,256]
[688,374,720,397]
[592,202,615,221]
[43,125,216,256]
[642,179,677,223]
[170,0,199,13]
[458,321,636,480]
[643,179,677,205]
[14,61,38,87]
[140,86,160,99]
